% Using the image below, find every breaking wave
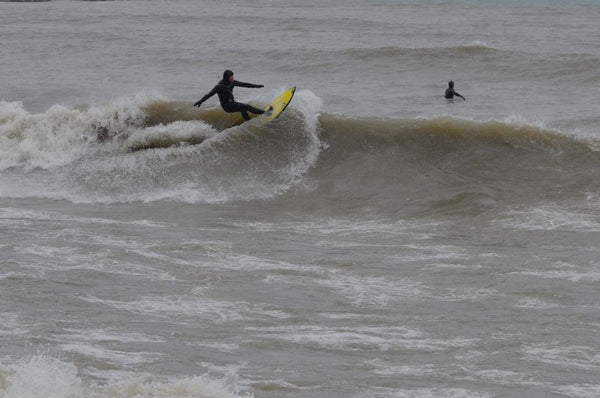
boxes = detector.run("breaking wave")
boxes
[1,92,599,212]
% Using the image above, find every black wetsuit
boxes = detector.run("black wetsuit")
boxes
[444,86,465,100]
[195,75,265,120]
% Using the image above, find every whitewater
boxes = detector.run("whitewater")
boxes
[1,1,600,397]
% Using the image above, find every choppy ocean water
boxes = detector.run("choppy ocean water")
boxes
[1,1,600,397]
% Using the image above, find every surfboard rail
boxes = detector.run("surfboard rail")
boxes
[261,86,296,121]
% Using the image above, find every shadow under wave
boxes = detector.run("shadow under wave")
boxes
[120,100,270,151]
[141,100,249,132]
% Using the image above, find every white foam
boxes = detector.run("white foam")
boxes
[233,218,436,239]
[247,325,476,352]
[59,343,158,366]
[0,313,27,337]
[522,343,600,371]
[474,369,543,387]
[315,273,423,307]
[498,206,600,231]
[214,252,325,274]
[0,356,251,398]
[60,329,166,345]
[0,95,151,171]
[122,120,216,150]
[470,40,490,49]
[0,356,82,398]
[356,387,490,398]
[79,295,289,323]
[291,88,323,126]
[0,102,85,170]
[186,341,240,353]
[513,298,559,309]
[553,384,600,398]
[428,286,500,302]
[510,263,600,284]
[9,236,179,282]
[0,206,169,228]
[366,359,445,377]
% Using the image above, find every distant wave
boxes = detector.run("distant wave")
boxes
[339,42,500,57]
[266,43,503,62]
[266,44,600,83]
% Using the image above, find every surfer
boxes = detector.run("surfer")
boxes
[444,81,466,101]
[194,70,267,120]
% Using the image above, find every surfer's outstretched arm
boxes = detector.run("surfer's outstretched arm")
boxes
[193,85,219,107]
[233,80,264,89]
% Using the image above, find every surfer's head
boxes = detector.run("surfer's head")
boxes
[448,81,454,88]
[223,69,234,82]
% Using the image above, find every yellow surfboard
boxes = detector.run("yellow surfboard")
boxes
[261,86,296,121]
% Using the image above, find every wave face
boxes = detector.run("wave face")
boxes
[2,93,599,215]
[299,115,600,217]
